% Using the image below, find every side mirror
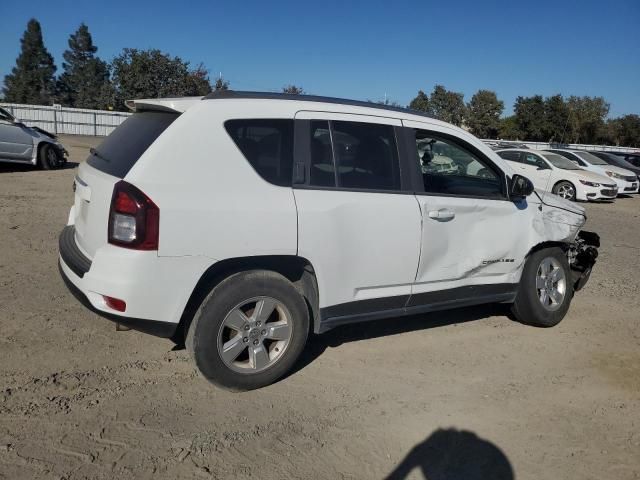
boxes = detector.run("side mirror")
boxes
[510,174,534,199]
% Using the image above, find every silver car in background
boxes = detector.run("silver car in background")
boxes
[0,106,67,169]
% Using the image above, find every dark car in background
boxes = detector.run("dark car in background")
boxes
[591,151,640,182]
[606,152,640,170]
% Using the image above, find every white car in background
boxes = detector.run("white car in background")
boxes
[545,149,639,196]
[496,149,617,201]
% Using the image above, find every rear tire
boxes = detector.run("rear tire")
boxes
[38,144,63,170]
[552,181,576,201]
[186,270,309,391]
[511,247,572,327]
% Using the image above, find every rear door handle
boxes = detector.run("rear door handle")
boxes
[427,208,455,220]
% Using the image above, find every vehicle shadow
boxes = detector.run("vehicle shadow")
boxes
[0,161,78,173]
[384,428,514,480]
[290,303,510,377]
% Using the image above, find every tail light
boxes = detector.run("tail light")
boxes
[108,181,159,250]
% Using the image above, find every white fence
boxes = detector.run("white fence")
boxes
[482,139,638,153]
[0,103,131,136]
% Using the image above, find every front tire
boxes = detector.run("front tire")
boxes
[186,270,310,391]
[552,181,576,201]
[39,144,63,170]
[511,247,573,327]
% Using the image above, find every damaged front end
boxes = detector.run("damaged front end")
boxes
[567,230,600,291]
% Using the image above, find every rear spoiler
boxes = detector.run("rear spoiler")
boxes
[125,97,204,113]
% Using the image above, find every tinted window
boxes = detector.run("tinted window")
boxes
[415,130,503,198]
[87,112,179,178]
[225,119,294,186]
[307,120,401,191]
[309,120,335,187]
[332,121,400,191]
[497,151,521,162]
[523,153,547,168]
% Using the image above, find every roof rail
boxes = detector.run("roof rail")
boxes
[203,90,434,120]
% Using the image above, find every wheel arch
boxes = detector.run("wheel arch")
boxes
[526,240,570,260]
[552,179,576,199]
[173,255,320,345]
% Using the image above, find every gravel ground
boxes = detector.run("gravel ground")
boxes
[1,135,639,479]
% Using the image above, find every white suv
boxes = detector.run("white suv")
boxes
[59,92,600,390]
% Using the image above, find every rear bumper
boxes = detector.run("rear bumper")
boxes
[59,261,178,337]
[58,225,213,337]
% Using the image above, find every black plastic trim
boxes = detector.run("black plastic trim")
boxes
[318,283,517,333]
[58,261,178,338]
[59,225,91,278]
[204,90,436,121]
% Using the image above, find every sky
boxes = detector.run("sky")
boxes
[1,0,639,117]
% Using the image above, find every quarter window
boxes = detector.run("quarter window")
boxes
[225,119,294,187]
[414,130,504,198]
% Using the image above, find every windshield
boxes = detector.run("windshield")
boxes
[578,151,609,165]
[0,107,16,122]
[541,152,581,170]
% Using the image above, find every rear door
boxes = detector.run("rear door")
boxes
[292,112,422,316]
[72,111,179,258]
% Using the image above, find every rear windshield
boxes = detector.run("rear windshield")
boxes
[87,112,179,178]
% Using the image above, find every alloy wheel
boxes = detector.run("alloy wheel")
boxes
[536,257,567,312]
[217,296,293,373]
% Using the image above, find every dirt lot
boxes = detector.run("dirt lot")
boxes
[1,134,639,480]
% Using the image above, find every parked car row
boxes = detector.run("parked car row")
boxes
[495,148,639,201]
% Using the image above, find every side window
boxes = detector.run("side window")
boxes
[524,153,547,168]
[415,129,504,198]
[331,121,401,191]
[225,119,294,186]
[498,151,521,162]
[307,120,401,191]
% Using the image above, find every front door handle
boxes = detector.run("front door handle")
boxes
[428,208,455,221]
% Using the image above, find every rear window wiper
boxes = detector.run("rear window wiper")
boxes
[89,147,111,163]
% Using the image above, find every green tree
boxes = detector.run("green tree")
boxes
[409,90,431,114]
[109,49,211,110]
[213,75,230,91]
[3,19,57,104]
[282,84,304,94]
[607,115,640,147]
[514,95,546,141]
[566,96,609,144]
[429,85,466,126]
[466,89,503,138]
[498,116,522,140]
[543,94,570,143]
[57,23,110,109]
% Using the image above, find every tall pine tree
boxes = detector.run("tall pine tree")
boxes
[3,19,57,104]
[57,23,110,109]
